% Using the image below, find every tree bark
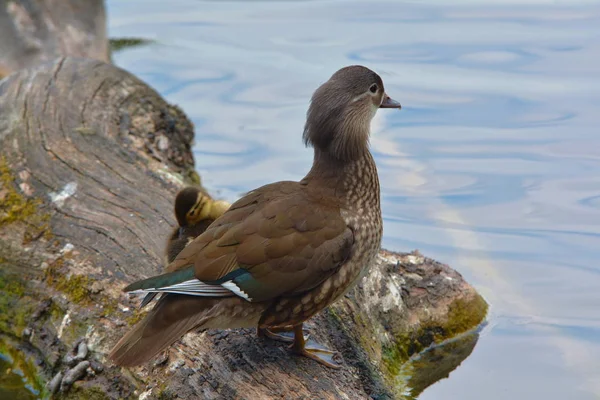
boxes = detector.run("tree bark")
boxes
[0,57,487,400]
[0,0,109,78]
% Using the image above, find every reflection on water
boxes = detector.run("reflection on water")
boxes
[0,336,43,400]
[399,332,479,399]
[18,0,594,398]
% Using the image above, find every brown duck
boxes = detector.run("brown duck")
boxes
[109,65,401,368]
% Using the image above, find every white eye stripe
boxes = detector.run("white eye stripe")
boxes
[351,92,371,103]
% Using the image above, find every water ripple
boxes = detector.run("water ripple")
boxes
[349,44,540,71]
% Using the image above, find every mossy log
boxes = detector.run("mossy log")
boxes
[0,0,109,79]
[0,57,487,399]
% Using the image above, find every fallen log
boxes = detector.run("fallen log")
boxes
[0,0,109,79]
[0,56,486,399]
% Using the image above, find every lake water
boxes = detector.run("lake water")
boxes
[108,1,600,399]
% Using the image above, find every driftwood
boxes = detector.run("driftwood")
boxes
[0,0,109,78]
[0,56,487,399]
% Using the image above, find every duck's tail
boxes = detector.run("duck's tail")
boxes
[109,294,253,367]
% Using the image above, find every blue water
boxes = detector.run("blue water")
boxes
[108,1,600,398]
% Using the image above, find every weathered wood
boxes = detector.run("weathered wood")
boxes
[0,0,109,78]
[0,57,487,399]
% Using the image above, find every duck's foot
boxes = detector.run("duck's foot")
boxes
[289,324,342,369]
[292,341,342,369]
[256,326,309,343]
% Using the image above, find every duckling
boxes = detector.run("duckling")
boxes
[110,65,401,369]
[166,186,230,265]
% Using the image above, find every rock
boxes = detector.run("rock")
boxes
[64,339,89,366]
[46,371,63,394]
[60,360,90,391]
[22,327,32,338]
[89,359,104,374]
[30,299,52,320]
[63,353,77,367]
[75,340,88,361]
[152,352,169,367]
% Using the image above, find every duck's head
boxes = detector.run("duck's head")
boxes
[174,187,230,227]
[174,187,204,227]
[303,65,401,161]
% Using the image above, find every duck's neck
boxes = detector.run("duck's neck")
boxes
[302,147,380,209]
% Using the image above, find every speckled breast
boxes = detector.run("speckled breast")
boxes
[259,207,382,328]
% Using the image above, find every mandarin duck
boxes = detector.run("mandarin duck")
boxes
[109,65,401,369]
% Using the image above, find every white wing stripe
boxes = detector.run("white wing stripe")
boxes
[221,280,252,301]
[129,279,233,297]
[127,278,254,301]
[134,290,231,297]
[130,288,231,296]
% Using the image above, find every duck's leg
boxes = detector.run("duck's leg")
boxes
[289,323,341,369]
[256,326,309,343]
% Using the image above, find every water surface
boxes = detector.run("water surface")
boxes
[107,1,600,398]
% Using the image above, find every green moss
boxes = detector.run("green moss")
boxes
[443,294,488,338]
[43,257,138,339]
[109,38,153,53]
[49,301,65,322]
[60,385,110,400]
[381,332,420,377]
[185,170,201,186]
[43,256,136,336]
[333,305,382,363]
[125,309,147,326]
[44,258,93,305]
[381,294,488,388]
[59,275,92,305]
[100,298,119,318]
[0,274,36,337]
[156,384,175,400]
[0,157,51,242]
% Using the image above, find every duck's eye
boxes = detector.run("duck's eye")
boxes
[369,84,378,94]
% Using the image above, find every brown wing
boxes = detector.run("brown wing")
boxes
[166,181,299,272]
[166,182,354,302]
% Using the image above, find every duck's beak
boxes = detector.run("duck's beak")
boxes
[380,94,402,109]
